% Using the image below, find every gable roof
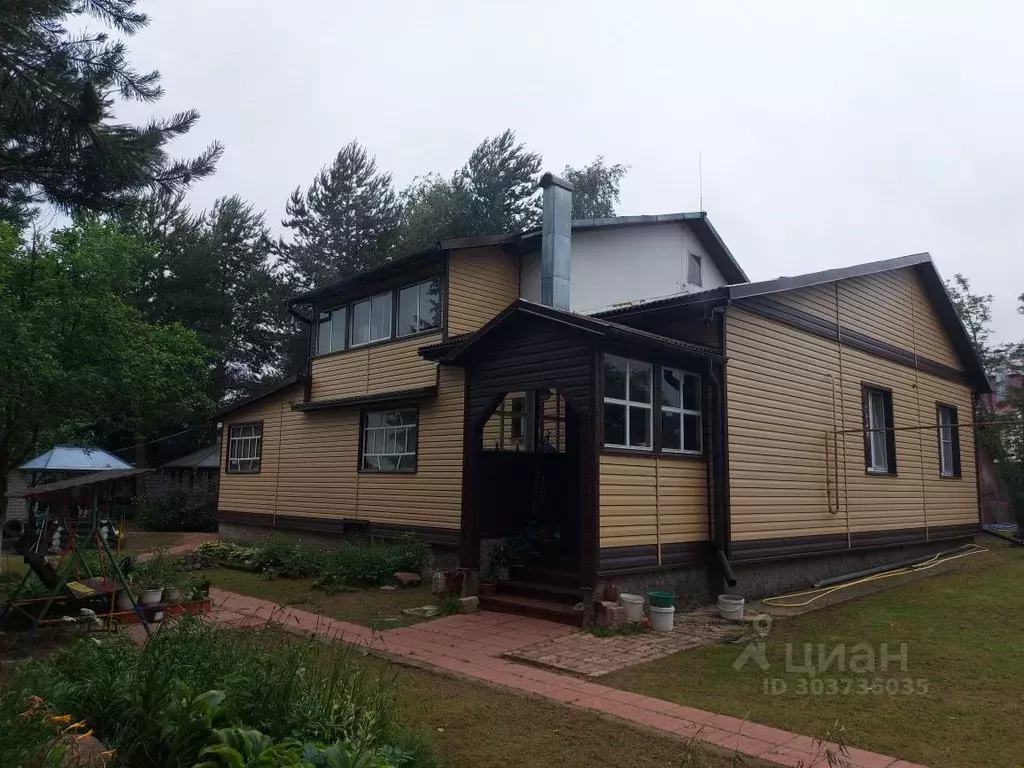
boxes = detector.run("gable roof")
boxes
[290,212,746,306]
[420,299,723,365]
[595,253,989,392]
[215,373,306,419]
[19,446,132,472]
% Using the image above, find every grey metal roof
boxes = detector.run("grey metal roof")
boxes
[19,446,132,472]
[289,212,747,306]
[6,468,151,498]
[163,442,221,469]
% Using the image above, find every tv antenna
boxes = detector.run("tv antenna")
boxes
[699,150,704,212]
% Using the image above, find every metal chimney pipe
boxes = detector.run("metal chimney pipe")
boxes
[539,172,573,310]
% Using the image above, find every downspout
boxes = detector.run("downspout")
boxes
[710,359,737,588]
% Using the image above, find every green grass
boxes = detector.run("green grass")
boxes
[371,657,742,768]
[601,541,1024,768]
[206,568,442,629]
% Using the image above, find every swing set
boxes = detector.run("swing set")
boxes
[1,468,155,636]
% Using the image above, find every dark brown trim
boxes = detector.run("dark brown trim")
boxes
[935,401,962,478]
[598,543,659,572]
[660,540,707,568]
[224,421,264,474]
[718,310,732,558]
[730,523,979,564]
[292,386,438,412]
[441,251,451,342]
[357,404,421,474]
[582,345,601,591]
[972,393,983,525]
[217,509,460,547]
[739,296,971,386]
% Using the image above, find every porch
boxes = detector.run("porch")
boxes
[422,300,727,622]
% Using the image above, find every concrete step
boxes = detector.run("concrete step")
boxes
[498,579,581,604]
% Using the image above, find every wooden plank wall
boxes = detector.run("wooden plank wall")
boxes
[218,367,465,531]
[598,453,707,556]
[447,246,520,335]
[309,333,440,402]
[726,267,977,544]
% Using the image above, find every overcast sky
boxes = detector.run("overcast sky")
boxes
[120,0,1024,342]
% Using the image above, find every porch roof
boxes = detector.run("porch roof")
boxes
[420,300,723,365]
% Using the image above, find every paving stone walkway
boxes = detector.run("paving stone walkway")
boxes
[205,588,924,768]
[506,609,744,676]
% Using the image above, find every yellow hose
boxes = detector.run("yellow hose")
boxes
[761,544,988,608]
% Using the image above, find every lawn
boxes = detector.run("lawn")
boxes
[205,567,444,629]
[601,539,1024,768]
[375,656,741,768]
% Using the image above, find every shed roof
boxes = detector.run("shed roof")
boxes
[19,446,132,472]
[5,468,151,499]
[163,442,221,469]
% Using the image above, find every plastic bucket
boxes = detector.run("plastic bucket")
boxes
[649,605,675,632]
[647,590,675,608]
[717,594,745,621]
[619,593,644,623]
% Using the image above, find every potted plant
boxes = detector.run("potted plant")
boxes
[163,568,187,603]
[129,557,166,607]
[480,563,498,595]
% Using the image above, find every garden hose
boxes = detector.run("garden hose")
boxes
[761,544,988,608]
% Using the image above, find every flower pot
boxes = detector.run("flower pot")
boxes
[115,592,133,612]
[164,587,184,603]
[139,588,163,607]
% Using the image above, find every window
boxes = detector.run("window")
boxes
[350,292,392,347]
[862,386,896,474]
[687,253,702,286]
[937,404,961,478]
[397,278,441,337]
[362,409,418,471]
[604,355,653,449]
[227,424,262,473]
[662,367,702,453]
[510,396,526,441]
[316,309,347,355]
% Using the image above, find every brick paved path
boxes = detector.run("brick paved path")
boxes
[207,588,924,768]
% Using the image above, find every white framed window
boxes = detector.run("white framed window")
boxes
[937,404,961,478]
[603,355,652,449]
[227,423,262,473]
[687,252,702,286]
[864,386,895,474]
[397,277,441,337]
[350,291,392,347]
[316,309,347,355]
[362,409,418,472]
[662,367,702,453]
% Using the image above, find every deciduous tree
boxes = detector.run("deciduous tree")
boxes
[563,156,628,219]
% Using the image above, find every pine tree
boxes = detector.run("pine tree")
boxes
[397,129,543,252]
[453,129,542,235]
[121,194,286,402]
[278,140,401,292]
[0,0,222,224]
[563,156,629,219]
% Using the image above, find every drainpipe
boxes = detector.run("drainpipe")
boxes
[288,302,315,402]
[710,361,737,588]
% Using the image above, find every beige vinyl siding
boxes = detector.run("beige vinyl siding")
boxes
[219,367,465,531]
[447,246,519,335]
[759,268,964,372]
[309,333,441,401]
[726,307,977,544]
[598,453,708,555]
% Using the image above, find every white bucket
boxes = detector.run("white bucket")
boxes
[649,605,674,632]
[619,593,644,623]
[717,594,745,621]
[139,588,163,607]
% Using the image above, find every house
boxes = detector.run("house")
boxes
[985,365,1023,414]
[215,174,986,619]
